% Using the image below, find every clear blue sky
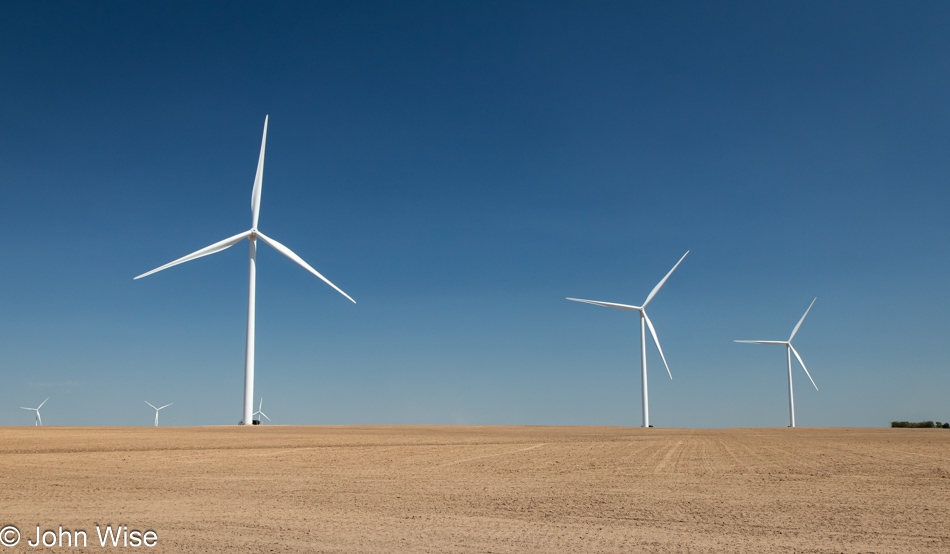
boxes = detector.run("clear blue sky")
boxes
[2,1,948,427]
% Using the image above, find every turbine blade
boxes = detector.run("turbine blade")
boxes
[642,250,689,308]
[565,298,640,310]
[789,297,817,341]
[789,344,818,391]
[134,230,253,280]
[643,311,672,380]
[260,412,271,421]
[37,412,42,426]
[144,401,157,410]
[256,231,356,303]
[734,340,787,345]
[251,115,268,229]
[259,398,263,411]
[37,397,48,409]
[159,403,173,410]
[20,407,32,411]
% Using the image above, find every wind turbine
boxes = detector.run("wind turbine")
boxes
[145,401,173,427]
[734,298,818,428]
[135,116,356,425]
[20,398,48,426]
[253,397,271,425]
[567,251,689,428]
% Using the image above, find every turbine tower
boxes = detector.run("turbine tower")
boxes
[567,251,689,428]
[735,298,819,427]
[253,397,271,425]
[145,401,173,427]
[21,398,48,426]
[135,116,355,425]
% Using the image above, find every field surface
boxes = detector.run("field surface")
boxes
[0,426,948,552]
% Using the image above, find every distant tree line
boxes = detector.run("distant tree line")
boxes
[891,421,950,428]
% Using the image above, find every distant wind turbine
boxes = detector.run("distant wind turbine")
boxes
[135,116,355,425]
[253,398,271,425]
[145,401,173,427]
[21,398,48,426]
[567,251,689,428]
[735,298,819,428]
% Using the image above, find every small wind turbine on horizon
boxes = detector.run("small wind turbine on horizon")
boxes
[253,397,271,425]
[144,401,173,427]
[567,251,689,428]
[135,116,356,425]
[21,398,48,426]
[734,298,819,428]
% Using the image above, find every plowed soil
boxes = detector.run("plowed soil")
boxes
[1,426,947,552]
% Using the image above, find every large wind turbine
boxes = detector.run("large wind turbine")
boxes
[145,401,173,427]
[567,251,689,428]
[135,116,355,425]
[253,397,271,425]
[21,398,48,426]
[735,298,818,427]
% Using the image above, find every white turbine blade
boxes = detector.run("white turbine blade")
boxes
[259,398,263,412]
[37,412,42,426]
[144,401,157,410]
[643,311,672,380]
[251,115,268,229]
[260,412,271,421]
[789,297,817,341]
[158,403,173,410]
[565,298,640,310]
[642,250,689,308]
[38,397,49,409]
[134,230,253,280]
[734,340,787,345]
[789,344,818,391]
[256,231,356,303]
[20,407,32,411]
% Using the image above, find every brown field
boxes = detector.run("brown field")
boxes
[0,426,948,552]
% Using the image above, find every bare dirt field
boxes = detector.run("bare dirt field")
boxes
[0,426,947,552]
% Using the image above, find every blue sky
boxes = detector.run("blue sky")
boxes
[2,1,948,427]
